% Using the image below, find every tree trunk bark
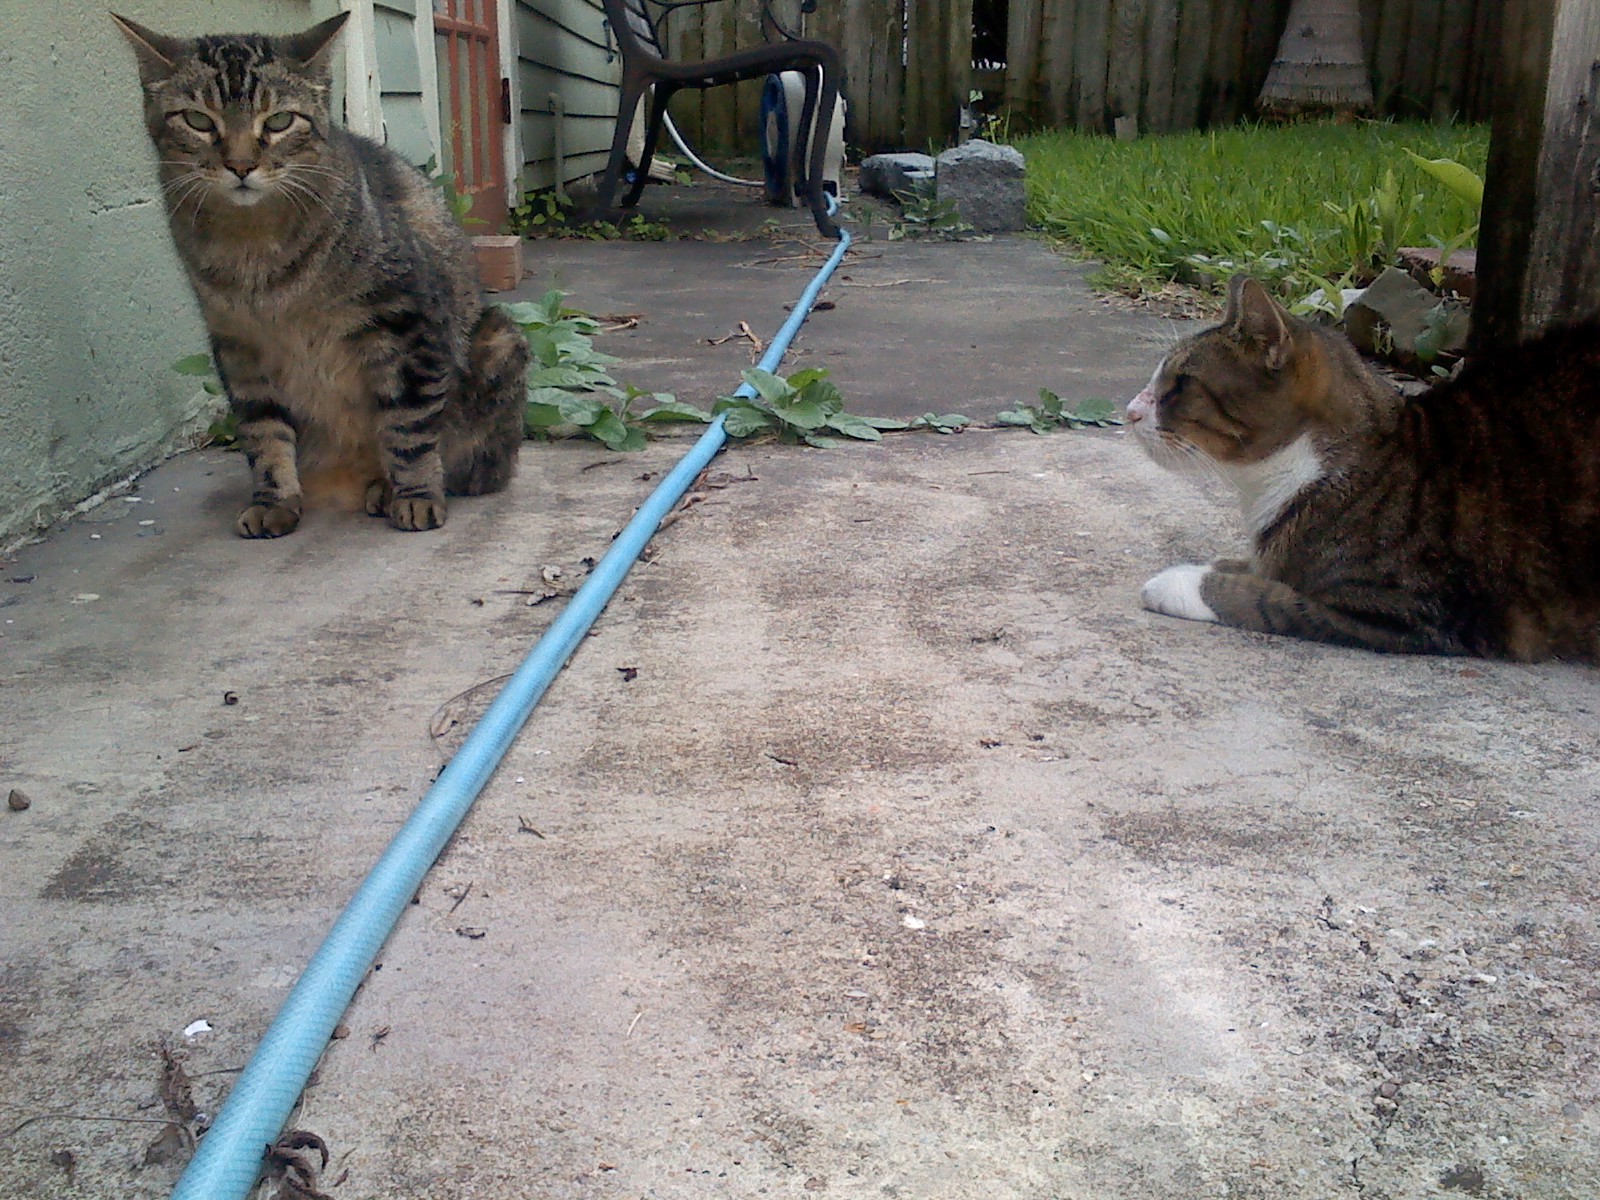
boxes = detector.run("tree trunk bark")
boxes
[1473,0,1600,350]
[1258,0,1374,116]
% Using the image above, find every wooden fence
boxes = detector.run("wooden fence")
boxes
[663,0,1500,154]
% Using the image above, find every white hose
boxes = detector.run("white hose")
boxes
[660,110,766,187]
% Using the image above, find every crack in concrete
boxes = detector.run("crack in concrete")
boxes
[88,198,157,216]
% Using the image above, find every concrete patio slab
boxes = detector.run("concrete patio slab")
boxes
[3,216,1598,1200]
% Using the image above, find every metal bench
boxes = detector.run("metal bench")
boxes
[596,0,844,239]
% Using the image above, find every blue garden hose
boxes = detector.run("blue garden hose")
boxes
[171,211,851,1200]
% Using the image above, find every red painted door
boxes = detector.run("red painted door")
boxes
[434,0,508,229]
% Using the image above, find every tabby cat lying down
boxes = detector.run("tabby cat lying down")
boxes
[1128,274,1600,660]
[115,13,527,537]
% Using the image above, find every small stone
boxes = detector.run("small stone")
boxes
[1378,1079,1401,1099]
[331,1023,351,1040]
[1439,1163,1486,1194]
[7,788,31,811]
[222,691,239,706]
[859,152,935,199]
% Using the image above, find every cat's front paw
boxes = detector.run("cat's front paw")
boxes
[236,501,302,538]
[388,496,446,531]
[364,483,445,531]
[1142,564,1219,623]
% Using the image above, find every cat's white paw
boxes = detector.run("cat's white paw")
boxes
[1142,564,1219,623]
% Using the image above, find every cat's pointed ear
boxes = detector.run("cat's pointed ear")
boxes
[1226,274,1292,371]
[110,13,184,84]
[282,12,350,69]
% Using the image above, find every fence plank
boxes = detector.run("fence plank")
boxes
[1372,0,1413,112]
[1203,0,1245,123]
[1043,0,1081,127]
[1073,0,1111,129]
[815,0,904,149]
[1402,0,1444,116]
[699,0,737,148]
[1464,0,1499,119]
[907,0,974,146]
[1105,0,1148,127]
[1171,0,1214,129]
[664,2,706,140]
[1143,0,1179,132]
[1432,0,1473,120]
[1005,0,1045,121]
[1244,0,1292,107]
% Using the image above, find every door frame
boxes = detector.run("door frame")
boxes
[433,0,509,229]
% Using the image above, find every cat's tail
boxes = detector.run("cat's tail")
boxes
[443,304,530,496]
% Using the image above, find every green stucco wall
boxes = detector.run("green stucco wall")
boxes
[0,0,322,550]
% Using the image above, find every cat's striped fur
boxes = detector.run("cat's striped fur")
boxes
[1129,274,1600,660]
[114,12,527,537]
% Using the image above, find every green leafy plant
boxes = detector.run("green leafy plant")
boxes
[890,186,977,241]
[504,290,708,451]
[508,188,672,241]
[172,352,239,446]
[423,156,485,227]
[1402,149,1484,290]
[172,352,222,396]
[909,412,971,434]
[1289,267,1361,320]
[997,390,1124,435]
[507,294,961,452]
[507,189,570,235]
[714,368,911,448]
[1401,150,1484,209]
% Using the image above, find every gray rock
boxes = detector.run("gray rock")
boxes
[858,152,935,200]
[1344,266,1469,367]
[935,139,1027,233]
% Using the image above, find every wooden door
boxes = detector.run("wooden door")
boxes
[434,0,508,229]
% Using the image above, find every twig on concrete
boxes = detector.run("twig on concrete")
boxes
[7,1113,174,1138]
[428,674,514,757]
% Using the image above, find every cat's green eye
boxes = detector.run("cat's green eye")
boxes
[262,112,296,133]
[182,110,217,133]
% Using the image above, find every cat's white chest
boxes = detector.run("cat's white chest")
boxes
[1225,434,1325,535]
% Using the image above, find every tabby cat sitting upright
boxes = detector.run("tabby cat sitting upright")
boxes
[1128,274,1600,660]
[114,12,527,537]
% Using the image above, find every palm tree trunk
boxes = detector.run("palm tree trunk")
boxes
[1258,0,1374,116]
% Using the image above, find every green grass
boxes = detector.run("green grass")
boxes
[1019,120,1488,301]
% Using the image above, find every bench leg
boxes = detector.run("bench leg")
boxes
[597,73,650,217]
[623,83,675,208]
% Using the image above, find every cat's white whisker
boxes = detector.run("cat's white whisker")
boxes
[276,176,331,217]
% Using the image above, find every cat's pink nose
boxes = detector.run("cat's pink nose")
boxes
[1126,386,1156,424]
